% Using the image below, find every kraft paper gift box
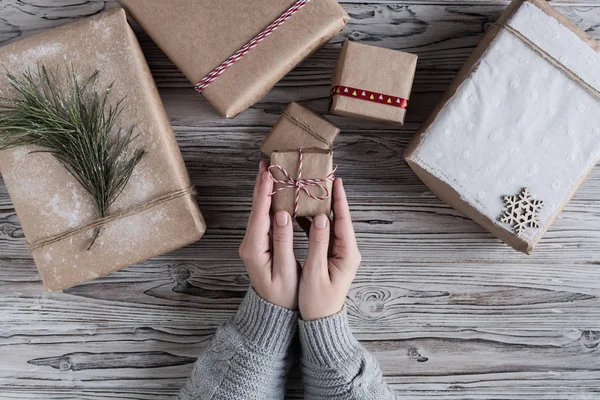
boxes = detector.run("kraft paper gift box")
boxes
[404,0,600,254]
[330,40,418,125]
[261,102,340,156]
[118,0,349,118]
[0,9,206,291]
[270,149,334,217]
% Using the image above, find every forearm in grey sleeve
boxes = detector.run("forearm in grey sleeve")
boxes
[299,308,395,400]
[180,289,298,400]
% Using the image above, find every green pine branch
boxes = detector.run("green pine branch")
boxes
[0,65,145,248]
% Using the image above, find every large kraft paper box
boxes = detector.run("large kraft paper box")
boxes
[404,0,600,254]
[0,9,206,291]
[119,0,349,118]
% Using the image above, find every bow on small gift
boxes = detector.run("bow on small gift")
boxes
[268,148,337,218]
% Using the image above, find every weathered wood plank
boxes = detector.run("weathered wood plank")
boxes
[0,327,599,394]
[0,258,598,333]
[0,384,599,400]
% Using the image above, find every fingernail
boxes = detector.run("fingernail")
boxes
[315,214,328,229]
[275,211,289,227]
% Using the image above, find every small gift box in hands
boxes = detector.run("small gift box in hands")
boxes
[262,103,340,217]
[269,148,336,218]
[330,40,418,126]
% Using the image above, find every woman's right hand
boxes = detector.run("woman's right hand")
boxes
[299,178,361,321]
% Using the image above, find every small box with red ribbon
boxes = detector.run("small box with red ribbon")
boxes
[330,40,418,126]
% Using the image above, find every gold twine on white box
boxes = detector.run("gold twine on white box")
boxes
[497,23,600,102]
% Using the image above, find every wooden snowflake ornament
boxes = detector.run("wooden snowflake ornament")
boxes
[500,188,544,237]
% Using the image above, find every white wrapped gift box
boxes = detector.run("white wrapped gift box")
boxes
[405,0,600,254]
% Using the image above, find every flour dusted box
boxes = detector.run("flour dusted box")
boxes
[0,10,206,290]
[404,0,600,254]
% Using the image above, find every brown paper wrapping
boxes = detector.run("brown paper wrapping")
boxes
[118,0,349,118]
[261,102,340,156]
[270,149,333,217]
[403,0,600,254]
[0,9,206,291]
[330,40,418,126]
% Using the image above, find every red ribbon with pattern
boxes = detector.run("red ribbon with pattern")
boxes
[331,85,409,109]
[268,148,337,218]
[195,0,311,93]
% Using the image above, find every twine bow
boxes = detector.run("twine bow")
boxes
[268,148,337,218]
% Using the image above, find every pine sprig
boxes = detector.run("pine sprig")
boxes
[0,65,145,248]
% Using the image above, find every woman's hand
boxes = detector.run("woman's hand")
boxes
[239,161,299,310]
[299,178,361,321]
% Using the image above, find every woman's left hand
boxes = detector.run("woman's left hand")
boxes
[239,161,300,310]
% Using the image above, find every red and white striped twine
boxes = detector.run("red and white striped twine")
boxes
[268,148,337,218]
[195,0,311,94]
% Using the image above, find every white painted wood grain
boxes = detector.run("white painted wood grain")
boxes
[0,1,599,399]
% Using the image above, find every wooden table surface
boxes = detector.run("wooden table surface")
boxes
[1,1,600,399]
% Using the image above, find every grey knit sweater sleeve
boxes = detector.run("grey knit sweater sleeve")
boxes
[179,288,297,400]
[299,308,395,400]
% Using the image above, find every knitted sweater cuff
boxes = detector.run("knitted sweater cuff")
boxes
[299,307,362,366]
[232,288,298,354]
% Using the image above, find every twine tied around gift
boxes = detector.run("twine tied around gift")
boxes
[268,148,337,218]
[195,0,311,93]
[497,23,600,102]
[27,186,196,252]
[283,109,334,148]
